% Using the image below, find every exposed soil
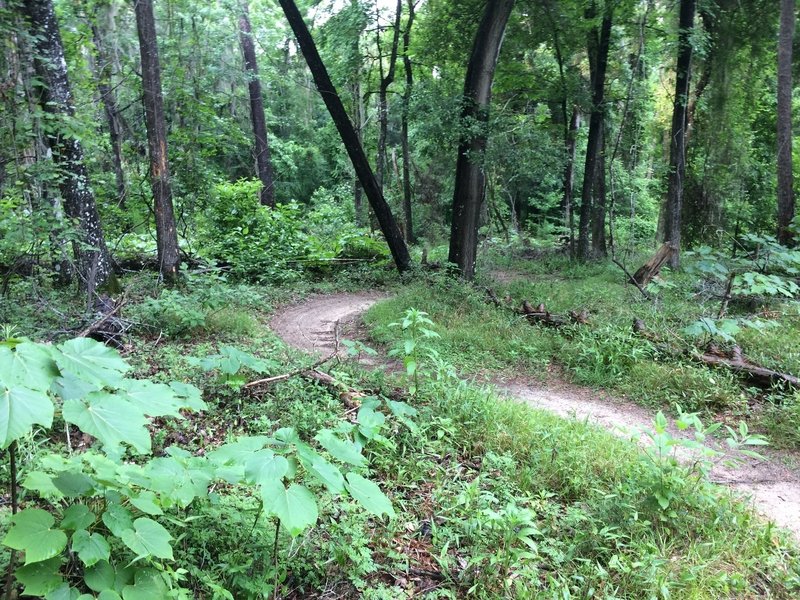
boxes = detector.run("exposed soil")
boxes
[270,292,800,541]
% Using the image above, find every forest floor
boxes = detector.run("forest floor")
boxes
[270,288,800,541]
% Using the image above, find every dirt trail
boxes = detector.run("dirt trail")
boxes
[270,292,800,541]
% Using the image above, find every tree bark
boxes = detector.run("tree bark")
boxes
[376,0,402,191]
[239,0,276,207]
[22,0,113,291]
[448,0,515,279]
[664,0,696,268]
[563,107,580,256]
[777,0,796,246]
[577,3,612,261]
[134,0,181,281]
[591,125,607,257]
[401,0,416,243]
[277,0,411,272]
[90,23,127,208]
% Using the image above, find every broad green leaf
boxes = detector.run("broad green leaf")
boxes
[51,372,101,401]
[345,473,395,518]
[102,504,133,537]
[118,379,184,418]
[314,430,365,467]
[3,508,68,564]
[61,504,95,531]
[168,381,206,411]
[121,568,169,600]
[306,455,345,493]
[0,384,54,448]
[22,471,64,499]
[52,472,95,497]
[120,518,173,560]
[84,560,115,592]
[357,406,386,439]
[207,436,270,465]
[261,481,318,536]
[0,343,58,390]
[130,491,163,516]
[14,557,63,596]
[63,393,150,454]
[144,456,213,507]
[245,450,289,487]
[54,338,130,387]
[98,592,123,600]
[72,530,110,567]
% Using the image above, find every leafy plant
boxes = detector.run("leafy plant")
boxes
[387,309,440,395]
[0,338,404,598]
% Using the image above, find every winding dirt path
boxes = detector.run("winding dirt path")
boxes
[271,292,800,541]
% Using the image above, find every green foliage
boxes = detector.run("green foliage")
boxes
[387,308,440,395]
[0,337,400,598]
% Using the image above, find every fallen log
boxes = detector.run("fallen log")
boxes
[520,301,588,327]
[632,319,799,389]
[631,243,675,286]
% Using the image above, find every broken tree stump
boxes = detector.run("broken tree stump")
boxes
[520,301,588,327]
[631,243,676,287]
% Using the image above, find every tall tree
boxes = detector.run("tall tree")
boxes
[22,0,113,290]
[133,0,180,281]
[663,0,696,267]
[90,21,127,207]
[375,0,402,190]
[277,0,411,272]
[239,0,276,207]
[777,0,795,245]
[400,0,417,242]
[448,0,516,279]
[577,2,612,260]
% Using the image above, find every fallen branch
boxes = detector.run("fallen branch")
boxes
[612,257,651,300]
[520,301,588,327]
[302,369,365,409]
[632,319,800,389]
[78,298,126,338]
[244,352,337,388]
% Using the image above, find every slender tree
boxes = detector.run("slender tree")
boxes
[239,0,276,207]
[133,0,180,281]
[664,0,696,267]
[400,0,417,243]
[448,0,516,279]
[22,0,113,290]
[90,21,127,207]
[375,0,402,190]
[777,0,795,245]
[276,0,411,272]
[577,2,612,260]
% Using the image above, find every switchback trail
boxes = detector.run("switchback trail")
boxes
[270,292,800,541]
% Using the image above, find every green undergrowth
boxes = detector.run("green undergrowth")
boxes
[365,255,800,448]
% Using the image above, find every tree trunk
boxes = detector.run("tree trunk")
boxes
[376,0,402,191]
[134,0,180,282]
[563,107,580,255]
[239,0,276,207]
[777,0,795,246]
[276,0,411,272]
[22,0,113,291]
[577,3,612,261]
[664,0,696,268]
[448,0,515,279]
[591,125,607,257]
[401,0,416,243]
[90,23,127,208]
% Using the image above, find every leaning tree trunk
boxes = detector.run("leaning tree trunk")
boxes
[664,0,696,268]
[91,23,126,207]
[448,0,516,280]
[23,0,113,291]
[277,0,411,272]
[239,0,276,207]
[577,3,612,261]
[376,0,402,191]
[777,0,795,246]
[563,107,580,254]
[134,0,180,281]
[401,0,416,243]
